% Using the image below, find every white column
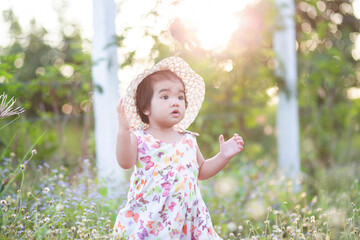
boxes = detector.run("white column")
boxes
[92,0,123,196]
[273,0,301,190]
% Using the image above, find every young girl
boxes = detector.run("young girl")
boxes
[113,57,244,240]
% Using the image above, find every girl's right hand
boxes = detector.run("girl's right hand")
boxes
[116,98,132,132]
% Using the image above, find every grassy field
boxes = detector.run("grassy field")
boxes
[1,152,359,240]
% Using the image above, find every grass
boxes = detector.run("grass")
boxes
[1,151,359,239]
[203,159,360,240]
[0,157,122,239]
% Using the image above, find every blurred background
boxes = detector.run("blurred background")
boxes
[1,0,360,239]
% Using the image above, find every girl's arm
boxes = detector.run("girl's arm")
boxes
[197,134,244,180]
[116,99,138,169]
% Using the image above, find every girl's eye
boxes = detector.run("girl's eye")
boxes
[178,96,184,100]
[161,96,168,100]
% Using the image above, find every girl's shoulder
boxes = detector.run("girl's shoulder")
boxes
[179,129,199,148]
[179,128,199,138]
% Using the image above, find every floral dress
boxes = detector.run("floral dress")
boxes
[113,129,222,240]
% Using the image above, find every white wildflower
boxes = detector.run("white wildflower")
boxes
[0,92,25,118]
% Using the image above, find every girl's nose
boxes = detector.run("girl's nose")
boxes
[171,98,180,107]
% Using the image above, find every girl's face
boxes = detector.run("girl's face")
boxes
[144,78,186,128]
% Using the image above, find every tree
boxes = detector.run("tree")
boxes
[273,0,301,188]
[92,0,123,195]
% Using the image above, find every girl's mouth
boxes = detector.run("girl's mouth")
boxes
[171,109,180,117]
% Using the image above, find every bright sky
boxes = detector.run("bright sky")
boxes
[2,0,360,52]
[0,0,252,50]
[0,0,93,47]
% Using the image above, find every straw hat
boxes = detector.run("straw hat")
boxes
[123,56,205,131]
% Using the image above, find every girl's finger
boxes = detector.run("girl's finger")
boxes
[237,142,244,148]
[234,134,242,140]
[219,135,225,145]
[121,100,127,114]
[116,99,122,112]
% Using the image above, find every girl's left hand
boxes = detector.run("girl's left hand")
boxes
[219,134,244,161]
[116,98,132,132]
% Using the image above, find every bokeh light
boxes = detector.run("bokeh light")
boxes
[244,199,267,221]
[62,103,73,114]
[174,0,253,50]
[213,176,237,198]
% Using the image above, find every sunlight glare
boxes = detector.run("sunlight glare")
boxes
[174,0,251,50]
[0,0,93,47]
[353,0,360,19]
[266,86,279,106]
[347,87,360,99]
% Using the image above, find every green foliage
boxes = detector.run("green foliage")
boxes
[296,0,360,169]
[0,9,94,171]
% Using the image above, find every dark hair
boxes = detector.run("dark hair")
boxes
[135,70,188,124]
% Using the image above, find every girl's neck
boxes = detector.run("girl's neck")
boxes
[145,124,175,135]
[145,125,183,143]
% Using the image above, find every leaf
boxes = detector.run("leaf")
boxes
[34,224,48,239]
[98,186,108,197]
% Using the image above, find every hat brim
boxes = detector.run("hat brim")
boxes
[123,56,205,130]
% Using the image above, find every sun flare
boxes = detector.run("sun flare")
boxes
[174,0,252,50]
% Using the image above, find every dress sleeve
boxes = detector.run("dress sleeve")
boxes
[131,129,139,137]
[188,133,202,170]
[130,129,142,144]
[191,134,199,148]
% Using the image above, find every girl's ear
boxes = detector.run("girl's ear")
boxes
[143,108,150,116]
